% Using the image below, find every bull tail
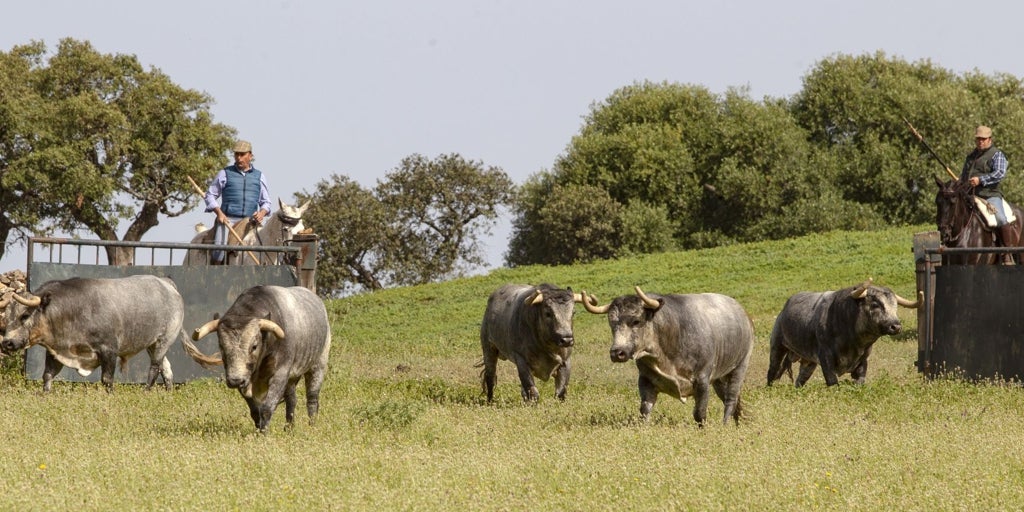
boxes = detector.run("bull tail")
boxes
[180,335,223,369]
[474,359,485,391]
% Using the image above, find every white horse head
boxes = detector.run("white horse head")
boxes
[241,198,312,264]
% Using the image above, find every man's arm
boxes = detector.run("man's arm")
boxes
[254,173,273,222]
[979,151,1008,186]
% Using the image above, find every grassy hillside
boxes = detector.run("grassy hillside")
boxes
[2,224,1023,511]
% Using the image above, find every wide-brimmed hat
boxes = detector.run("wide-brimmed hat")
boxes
[232,140,252,153]
[975,126,993,139]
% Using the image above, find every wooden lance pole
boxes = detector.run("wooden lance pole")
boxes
[903,117,959,180]
[186,175,260,265]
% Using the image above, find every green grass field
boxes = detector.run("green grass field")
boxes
[2,224,1022,511]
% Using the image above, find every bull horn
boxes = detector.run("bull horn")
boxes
[524,290,544,305]
[258,319,286,340]
[581,291,610,314]
[192,319,220,341]
[0,293,11,309]
[572,293,583,303]
[12,293,41,307]
[896,290,924,309]
[180,336,223,369]
[850,278,874,299]
[634,286,661,310]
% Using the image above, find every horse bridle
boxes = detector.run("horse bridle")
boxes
[252,211,302,246]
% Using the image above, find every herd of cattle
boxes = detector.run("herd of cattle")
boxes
[481,279,921,426]
[0,273,921,431]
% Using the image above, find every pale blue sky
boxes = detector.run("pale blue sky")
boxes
[2,0,1021,273]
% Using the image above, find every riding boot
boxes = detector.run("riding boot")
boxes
[998,224,1019,265]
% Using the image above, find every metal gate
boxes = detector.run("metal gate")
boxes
[915,231,1024,380]
[18,236,317,384]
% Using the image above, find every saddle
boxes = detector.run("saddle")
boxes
[974,197,1018,228]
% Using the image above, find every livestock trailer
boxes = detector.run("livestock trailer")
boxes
[914,230,1024,381]
[13,235,318,384]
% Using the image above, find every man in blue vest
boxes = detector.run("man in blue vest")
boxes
[203,140,273,264]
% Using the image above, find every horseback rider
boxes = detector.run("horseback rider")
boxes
[960,125,1018,265]
[203,140,273,264]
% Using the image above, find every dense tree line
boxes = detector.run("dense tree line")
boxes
[6,40,1024,294]
[507,51,1024,266]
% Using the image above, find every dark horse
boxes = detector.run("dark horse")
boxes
[934,176,1023,265]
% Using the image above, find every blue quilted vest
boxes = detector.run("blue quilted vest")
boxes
[221,166,262,218]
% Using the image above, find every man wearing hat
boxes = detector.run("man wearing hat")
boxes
[960,125,1018,264]
[202,139,273,264]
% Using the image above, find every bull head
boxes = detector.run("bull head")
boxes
[186,315,288,395]
[0,292,46,353]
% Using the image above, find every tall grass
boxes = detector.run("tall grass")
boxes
[2,224,1022,511]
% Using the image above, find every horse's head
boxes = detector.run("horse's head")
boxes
[272,198,312,243]
[934,176,975,245]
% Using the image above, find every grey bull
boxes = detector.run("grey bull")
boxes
[479,283,583,402]
[184,285,330,433]
[0,275,184,392]
[582,286,754,426]
[767,278,922,387]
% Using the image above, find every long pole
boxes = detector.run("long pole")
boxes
[903,117,958,180]
[186,175,260,265]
